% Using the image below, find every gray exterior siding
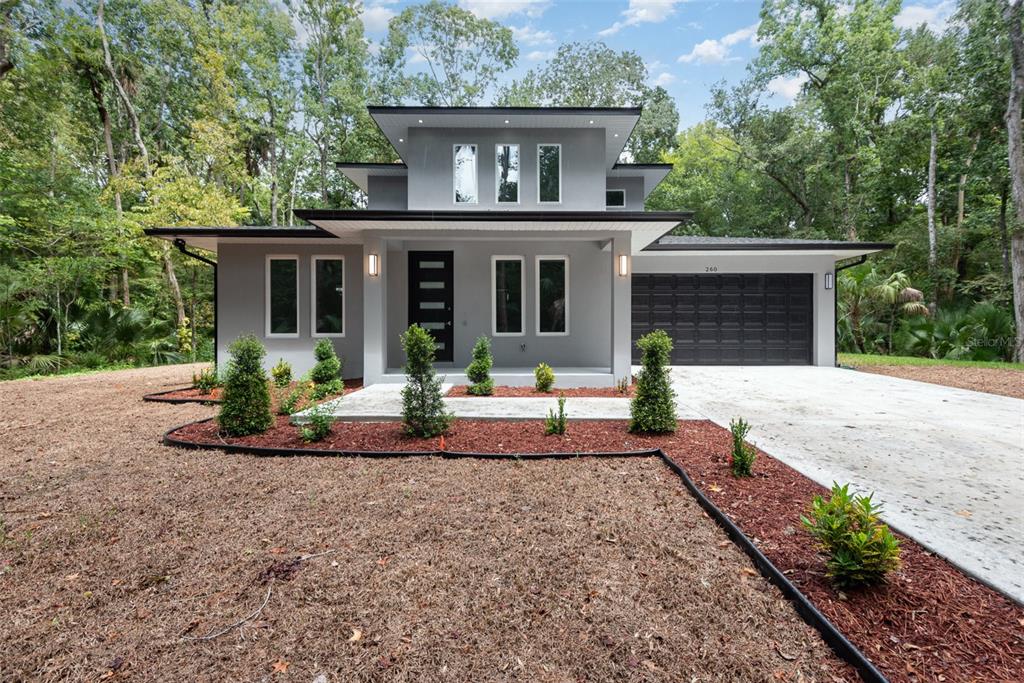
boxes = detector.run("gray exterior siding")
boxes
[605,177,645,210]
[217,243,364,378]
[367,175,407,209]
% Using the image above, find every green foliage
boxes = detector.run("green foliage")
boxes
[801,483,902,588]
[176,317,193,355]
[893,302,1016,362]
[544,395,567,436]
[271,358,292,388]
[278,380,309,416]
[629,330,677,434]
[465,336,494,396]
[400,325,453,438]
[310,339,342,395]
[728,418,756,477]
[218,335,273,437]
[534,363,555,393]
[192,365,219,395]
[299,403,335,443]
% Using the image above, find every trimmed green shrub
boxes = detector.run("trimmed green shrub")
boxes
[400,325,453,437]
[192,365,219,395]
[544,395,567,435]
[218,335,273,436]
[271,358,293,388]
[310,339,343,396]
[629,330,676,434]
[729,417,756,477]
[801,483,901,587]
[278,380,309,416]
[534,362,555,392]
[466,336,494,396]
[299,403,335,443]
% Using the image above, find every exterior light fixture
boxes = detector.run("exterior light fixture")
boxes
[417,119,423,123]
[618,254,629,277]
[368,253,380,277]
[614,133,619,137]
[398,138,403,142]
[824,271,834,290]
[589,119,595,124]
[504,119,510,124]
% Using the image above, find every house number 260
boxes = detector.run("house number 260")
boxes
[705,266,718,272]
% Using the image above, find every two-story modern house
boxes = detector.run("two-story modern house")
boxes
[146,106,890,387]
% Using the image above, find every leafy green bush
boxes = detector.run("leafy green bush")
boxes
[629,330,676,434]
[400,325,453,437]
[218,335,273,436]
[894,302,1015,362]
[192,364,219,395]
[466,336,494,396]
[544,395,567,435]
[801,483,901,587]
[277,380,309,416]
[299,403,335,443]
[534,362,555,392]
[729,417,756,477]
[271,358,292,388]
[310,339,343,396]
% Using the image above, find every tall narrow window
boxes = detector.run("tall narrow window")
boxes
[537,256,568,335]
[495,144,519,203]
[312,256,344,336]
[266,256,298,337]
[492,256,523,336]
[537,144,561,203]
[453,144,478,204]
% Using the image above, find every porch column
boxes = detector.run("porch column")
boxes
[611,234,631,382]
[363,235,386,385]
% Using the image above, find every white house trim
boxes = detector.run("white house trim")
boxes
[535,255,569,337]
[491,255,525,337]
[265,254,299,339]
[310,255,346,338]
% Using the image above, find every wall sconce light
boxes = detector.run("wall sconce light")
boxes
[618,254,629,277]
[368,253,380,277]
[824,271,834,290]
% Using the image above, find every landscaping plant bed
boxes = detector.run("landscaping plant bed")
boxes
[446,384,634,398]
[144,377,363,404]
[168,417,1024,683]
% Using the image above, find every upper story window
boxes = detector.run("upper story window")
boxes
[495,144,520,203]
[453,144,478,204]
[606,189,625,208]
[537,144,561,204]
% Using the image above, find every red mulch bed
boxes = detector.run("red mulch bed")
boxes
[147,378,363,404]
[169,417,1024,682]
[446,384,634,398]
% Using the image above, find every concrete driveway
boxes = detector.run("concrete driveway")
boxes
[668,365,1024,603]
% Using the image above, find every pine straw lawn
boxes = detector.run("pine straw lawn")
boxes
[1,365,848,682]
[850,363,1024,400]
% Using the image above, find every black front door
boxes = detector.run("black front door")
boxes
[408,251,454,362]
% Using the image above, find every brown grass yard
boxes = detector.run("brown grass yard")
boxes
[0,366,846,682]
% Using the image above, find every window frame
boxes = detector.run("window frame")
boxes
[605,188,626,209]
[310,255,346,338]
[535,255,570,337]
[491,255,525,337]
[536,143,562,205]
[452,143,479,205]
[265,254,300,339]
[494,143,521,204]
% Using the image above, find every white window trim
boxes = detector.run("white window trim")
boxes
[453,143,478,205]
[605,188,626,209]
[495,143,520,204]
[535,255,570,337]
[536,143,562,205]
[265,254,299,339]
[491,255,525,337]
[310,255,345,338]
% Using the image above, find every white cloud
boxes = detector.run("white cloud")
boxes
[526,50,555,61]
[511,25,555,46]
[651,71,676,87]
[408,45,431,65]
[599,0,683,37]
[458,0,550,20]
[678,22,759,64]
[361,1,397,34]
[767,73,808,100]
[894,1,954,33]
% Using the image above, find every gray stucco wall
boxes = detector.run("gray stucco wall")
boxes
[383,238,616,370]
[367,176,407,210]
[405,127,606,211]
[217,243,364,378]
[605,177,645,211]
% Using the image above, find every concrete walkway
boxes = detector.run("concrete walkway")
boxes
[669,365,1024,604]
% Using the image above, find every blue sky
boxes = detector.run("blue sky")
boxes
[357,0,957,129]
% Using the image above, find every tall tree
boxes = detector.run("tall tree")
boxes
[1004,0,1024,360]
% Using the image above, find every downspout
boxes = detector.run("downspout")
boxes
[173,239,218,368]
[833,255,867,367]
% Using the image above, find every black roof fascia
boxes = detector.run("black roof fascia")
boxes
[643,240,895,252]
[144,227,331,238]
[292,209,692,223]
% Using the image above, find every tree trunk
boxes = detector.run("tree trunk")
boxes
[162,244,186,327]
[121,268,130,307]
[98,0,149,174]
[1000,183,1011,278]
[1005,0,1024,362]
[843,161,857,240]
[927,117,939,313]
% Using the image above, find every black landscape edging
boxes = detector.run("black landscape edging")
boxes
[143,387,222,404]
[161,418,888,683]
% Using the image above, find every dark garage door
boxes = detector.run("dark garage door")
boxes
[631,273,813,365]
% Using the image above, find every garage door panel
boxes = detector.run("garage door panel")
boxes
[632,273,812,365]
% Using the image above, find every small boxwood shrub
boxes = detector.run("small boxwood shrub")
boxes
[729,417,756,477]
[218,335,273,437]
[271,359,292,388]
[629,330,676,434]
[544,395,567,435]
[310,339,343,397]
[801,483,902,587]
[534,362,555,392]
[299,403,335,443]
[400,325,453,437]
[466,336,494,396]
[192,365,219,395]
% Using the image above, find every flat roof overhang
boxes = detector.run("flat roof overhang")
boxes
[609,163,673,198]
[642,240,894,260]
[336,162,408,193]
[143,226,342,253]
